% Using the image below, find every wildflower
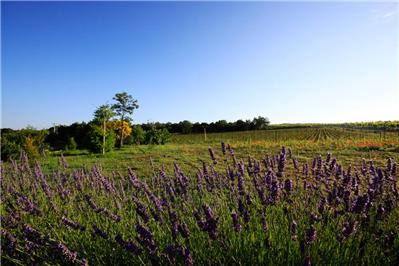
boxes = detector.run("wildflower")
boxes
[304,255,311,266]
[342,220,357,239]
[291,220,298,240]
[52,241,77,263]
[305,226,317,245]
[284,178,293,194]
[178,223,190,238]
[1,229,17,255]
[208,146,217,164]
[136,222,157,254]
[61,216,85,231]
[261,210,269,232]
[221,142,226,155]
[202,204,218,239]
[231,211,242,232]
[92,224,108,239]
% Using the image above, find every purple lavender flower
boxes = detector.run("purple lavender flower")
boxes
[84,194,100,212]
[291,220,298,240]
[132,196,150,223]
[305,226,317,245]
[23,224,47,245]
[202,204,218,240]
[136,222,157,254]
[261,211,269,232]
[277,147,287,177]
[92,224,108,239]
[24,238,38,254]
[318,197,326,214]
[309,212,321,223]
[342,220,357,239]
[231,211,242,232]
[115,234,142,255]
[1,229,17,255]
[52,241,77,263]
[304,255,311,266]
[208,146,217,164]
[237,172,245,196]
[221,142,226,155]
[178,223,190,238]
[284,179,293,194]
[61,216,85,231]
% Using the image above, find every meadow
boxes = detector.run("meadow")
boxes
[1,127,398,265]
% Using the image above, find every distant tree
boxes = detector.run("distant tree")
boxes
[112,92,139,148]
[253,116,270,130]
[129,125,146,145]
[179,120,193,134]
[107,120,132,145]
[93,104,115,154]
[235,119,249,131]
[87,125,116,153]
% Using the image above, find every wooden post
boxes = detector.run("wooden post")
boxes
[204,127,207,141]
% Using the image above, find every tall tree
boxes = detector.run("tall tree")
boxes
[111,92,139,147]
[93,104,115,154]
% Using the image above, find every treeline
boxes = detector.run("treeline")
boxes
[336,121,399,132]
[140,116,271,134]
[0,122,170,161]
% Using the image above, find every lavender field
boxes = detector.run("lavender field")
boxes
[1,138,398,265]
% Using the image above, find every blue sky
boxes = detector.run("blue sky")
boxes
[1,1,398,129]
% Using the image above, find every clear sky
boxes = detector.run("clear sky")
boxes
[1,1,398,129]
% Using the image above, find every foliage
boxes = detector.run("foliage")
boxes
[128,125,146,145]
[87,125,116,153]
[111,92,139,147]
[93,104,115,154]
[1,128,48,160]
[93,104,115,124]
[45,122,92,150]
[66,137,77,151]
[107,120,132,144]
[145,126,170,145]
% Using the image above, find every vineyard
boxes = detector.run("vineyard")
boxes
[171,127,398,144]
[1,127,399,265]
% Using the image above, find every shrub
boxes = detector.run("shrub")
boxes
[128,125,146,145]
[66,137,77,150]
[87,125,116,153]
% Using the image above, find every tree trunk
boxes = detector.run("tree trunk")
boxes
[102,120,106,155]
[119,115,124,148]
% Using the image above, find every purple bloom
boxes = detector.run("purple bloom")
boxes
[92,224,108,239]
[202,204,218,239]
[277,147,286,177]
[305,226,317,245]
[61,216,85,231]
[342,220,357,239]
[1,229,17,255]
[284,179,293,194]
[231,211,242,232]
[208,146,217,164]
[291,220,298,240]
[136,222,157,254]
[178,223,190,238]
[304,255,311,266]
[221,142,226,155]
[52,241,77,263]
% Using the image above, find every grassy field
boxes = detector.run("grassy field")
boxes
[1,127,398,265]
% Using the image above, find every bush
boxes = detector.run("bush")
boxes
[127,125,146,145]
[1,128,48,161]
[145,127,170,145]
[87,125,116,153]
[66,137,77,150]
